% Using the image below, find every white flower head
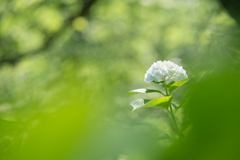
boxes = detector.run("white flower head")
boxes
[144,60,188,84]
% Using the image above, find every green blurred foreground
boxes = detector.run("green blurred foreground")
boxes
[1,0,240,159]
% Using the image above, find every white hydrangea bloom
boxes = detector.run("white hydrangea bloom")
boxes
[144,60,188,84]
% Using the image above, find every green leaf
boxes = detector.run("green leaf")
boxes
[127,89,165,96]
[144,99,151,103]
[159,133,171,140]
[143,96,172,109]
[178,100,186,109]
[166,81,175,88]
[181,120,190,132]
[130,96,172,111]
[152,81,164,84]
[172,100,187,114]
[169,78,191,93]
[171,103,179,110]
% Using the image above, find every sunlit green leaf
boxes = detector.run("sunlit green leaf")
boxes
[127,89,165,96]
[169,78,191,93]
[130,96,172,111]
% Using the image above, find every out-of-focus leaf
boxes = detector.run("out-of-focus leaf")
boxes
[152,81,164,84]
[166,81,175,88]
[130,96,172,111]
[159,133,171,140]
[169,78,191,93]
[178,99,187,110]
[127,89,165,96]
[181,120,190,132]
[182,124,192,138]
[171,103,179,110]
[172,100,187,114]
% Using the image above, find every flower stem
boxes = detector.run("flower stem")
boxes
[169,105,183,140]
[164,82,183,140]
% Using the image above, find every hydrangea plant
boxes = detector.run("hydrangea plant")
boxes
[128,60,191,140]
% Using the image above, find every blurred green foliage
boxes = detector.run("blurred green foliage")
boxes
[0,0,240,159]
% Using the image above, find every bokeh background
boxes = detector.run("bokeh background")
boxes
[1,0,240,159]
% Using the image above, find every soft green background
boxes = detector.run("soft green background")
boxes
[0,0,240,159]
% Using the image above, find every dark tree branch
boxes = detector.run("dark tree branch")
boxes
[0,0,97,66]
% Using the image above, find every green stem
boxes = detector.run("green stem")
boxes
[164,83,169,96]
[169,105,183,140]
[164,82,183,140]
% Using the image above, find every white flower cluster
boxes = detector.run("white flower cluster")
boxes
[144,60,188,84]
